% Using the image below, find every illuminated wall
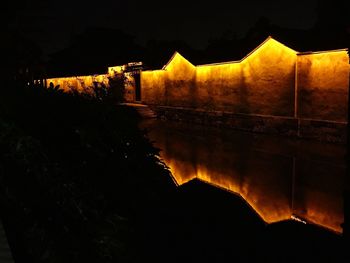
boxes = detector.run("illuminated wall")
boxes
[45,37,349,132]
[108,65,125,76]
[297,51,349,122]
[141,37,297,115]
[239,39,296,116]
[141,70,166,105]
[142,53,197,107]
[163,53,197,107]
[46,64,138,102]
[141,37,349,121]
[46,74,109,94]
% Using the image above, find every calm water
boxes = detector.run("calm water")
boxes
[140,119,347,234]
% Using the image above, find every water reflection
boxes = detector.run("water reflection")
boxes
[140,119,346,234]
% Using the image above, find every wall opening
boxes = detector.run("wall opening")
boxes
[134,73,141,102]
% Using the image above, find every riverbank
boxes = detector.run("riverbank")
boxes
[150,105,347,144]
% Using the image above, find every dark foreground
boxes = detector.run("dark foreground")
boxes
[0,84,349,262]
[140,180,348,263]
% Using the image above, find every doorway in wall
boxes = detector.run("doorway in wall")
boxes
[134,73,141,102]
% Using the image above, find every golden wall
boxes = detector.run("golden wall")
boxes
[46,65,138,103]
[240,39,296,116]
[297,51,349,122]
[196,38,296,115]
[141,37,349,121]
[108,65,125,76]
[141,53,197,107]
[45,37,349,124]
[141,70,166,105]
[46,74,109,94]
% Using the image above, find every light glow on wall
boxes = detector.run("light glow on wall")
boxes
[108,65,125,76]
[141,36,349,121]
[297,50,349,121]
[46,74,109,93]
[142,37,299,115]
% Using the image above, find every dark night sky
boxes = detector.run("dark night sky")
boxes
[8,0,349,56]
[8,1,313,50]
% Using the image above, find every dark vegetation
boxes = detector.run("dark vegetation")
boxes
[0,78,177,262]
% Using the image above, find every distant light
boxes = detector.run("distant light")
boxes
[291,214,307,224]
[128,62,142,67]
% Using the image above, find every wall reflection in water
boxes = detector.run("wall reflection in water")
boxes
[140,120,346,234]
